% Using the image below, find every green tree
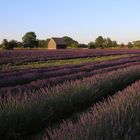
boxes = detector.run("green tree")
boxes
[1,39,10,49]
[8,40,17,49]
[127,42,133,48]
[37,40,46,48]
[88,42,96,49]
[63,36,78,47]
[37,39,50,48]
[22,32,37,48]
[46,39,50,46]
[95,36,104,49]
[112,41,118,47]
[78,44,88,48]
[70,43,79,48]
[103,38,112,48]
[133,41,140,48]
[120,43,125,48]
[16,42,23,48]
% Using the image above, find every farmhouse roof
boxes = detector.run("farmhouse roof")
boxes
[52,37,66,45]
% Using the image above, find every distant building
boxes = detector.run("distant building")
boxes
[48,37,67,49]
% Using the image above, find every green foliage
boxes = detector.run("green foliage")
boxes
[8,40,18,49]
[22,32,37,48]
[78,44,88,48]
[1,39,10,50]
[112,41,118,47]
[1,39,19,49]
[127,42,133,48]
[93,36,118,49]
[70,43,79,48]
[63,36,78,48]
[0,32,137,49]
[103,38,112,48]
[133,41,140,48]
[88,41,96,49]
[16,42,23,48]
[95,36,104,48]
[120,43,125,48]
[37,39,50,48]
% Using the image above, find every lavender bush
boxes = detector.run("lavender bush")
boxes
[43,80,140,140]
[0,65,140,139]
[1,60,140,96]
[1,55,140,88]
[1,49,140,65]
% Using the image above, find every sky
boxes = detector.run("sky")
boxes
[0,0,140,44]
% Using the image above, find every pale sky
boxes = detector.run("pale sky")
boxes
[0,0,140,44]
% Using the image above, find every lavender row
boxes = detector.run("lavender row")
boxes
[0,62,90,78]
[44,80,140,140]
[1,49,140,65]
[1,55,140,88]
[1,61,140,96]
[1,65,140,139]
[0,54,134,77]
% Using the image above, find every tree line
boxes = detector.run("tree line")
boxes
[0,32,139,49]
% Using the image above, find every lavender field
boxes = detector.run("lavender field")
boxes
[0,49,140,140]
[1,49,140,65]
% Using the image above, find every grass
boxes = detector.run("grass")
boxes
[0,54,136,71]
